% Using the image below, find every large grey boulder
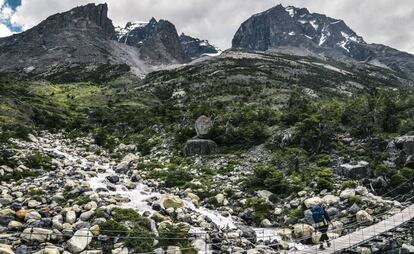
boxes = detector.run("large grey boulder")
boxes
[386,132,414,168]
[336,161,370,179]
[67,228,93,253]
[183,139,218,156]
[21,228,53,242]
[195,116,214,139]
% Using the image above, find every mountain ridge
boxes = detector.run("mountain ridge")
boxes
[0,3,220,82]
[232,4,414,82]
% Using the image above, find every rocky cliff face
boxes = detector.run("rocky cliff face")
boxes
[232,4,414,82]
[0,3,134,82]
[179,33,219,59]
[116,18,190,64]
[0,4,216,82]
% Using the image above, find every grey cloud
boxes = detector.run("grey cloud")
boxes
[8,0,414,53]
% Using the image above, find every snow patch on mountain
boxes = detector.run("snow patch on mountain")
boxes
[115,21,148,41]
[285,6,296,17]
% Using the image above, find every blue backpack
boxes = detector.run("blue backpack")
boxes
[312,205,325,223]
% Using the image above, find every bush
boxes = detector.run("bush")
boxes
[158,223,192,249]
[125,225,154,253]
[99,220,128,237]
[316,154,331,167]
[165,169,193,188]
[25,152,53,170]
[244,198,272,221]
[286,207,304,225]
[390,174,406,186]
[341,180,357,190]
[248,165,289,195]
[349,195,362,204]
[317,178,334,191]
[112,208,150,228]
[400,167,414,180]
[94,128,117,151]
[374,164,392,177]
[316,168,334,191]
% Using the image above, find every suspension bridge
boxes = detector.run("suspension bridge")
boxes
[294,204,414,254]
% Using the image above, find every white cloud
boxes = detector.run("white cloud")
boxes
[0,23,12,37]
[6,0,414,53]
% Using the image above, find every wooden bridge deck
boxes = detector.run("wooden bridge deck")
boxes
[294,204,414,254]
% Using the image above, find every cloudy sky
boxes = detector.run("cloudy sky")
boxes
[0,0,413,53]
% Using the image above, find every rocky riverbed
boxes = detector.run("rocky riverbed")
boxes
[0,132,413,254]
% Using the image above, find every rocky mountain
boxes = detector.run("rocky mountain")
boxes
[0,3,139,82]
[179,33,220,59]
[0,4,218,82]
[116,18,190,64]
[232,4,414,82]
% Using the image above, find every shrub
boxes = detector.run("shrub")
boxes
[112,208,150,228]
[349,195,362,204]
[316,154,331,167]
[244,198,272,220]
[99,220,128,237]
[165,169,193,188]
[248,165,289,195]
[400,167,414,180]
[25,152,53,170]
[390,174,408,191]
[317,178,334,191]
[125,225,154,253]
[94,128,117,151]
[316,168,334,191]
[374,164,392,177]
[341,180,357,190]
[158,223,191,247]
[286,207,304,225]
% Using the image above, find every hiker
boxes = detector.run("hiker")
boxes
[312,204,333,250]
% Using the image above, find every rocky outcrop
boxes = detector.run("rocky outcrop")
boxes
[183,139,218,156]
[232,4,414,81]
[183,115,218,156]
[179,33,219,59]
[386,132,414,168]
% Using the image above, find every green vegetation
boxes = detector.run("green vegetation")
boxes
[342,180,358,190]
[25,152,53,171]
[349,195,362,204]
[158,223,196,254]
[99,208,154,252]
[1,53,414,197]
[244,198,272,224]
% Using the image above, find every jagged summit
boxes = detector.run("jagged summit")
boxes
[0,3,132,82]
[0,3,219,81]
[233,4,364,54]
[117,17,190,64]
[179,33,220,59]
[232,4,414,81]
[39,3,115,37]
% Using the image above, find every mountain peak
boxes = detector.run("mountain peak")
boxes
[149,17,158,25]
[39,2,115,38]
[233,4,365,53]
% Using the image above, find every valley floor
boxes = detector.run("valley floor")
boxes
[1,131,413,253]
